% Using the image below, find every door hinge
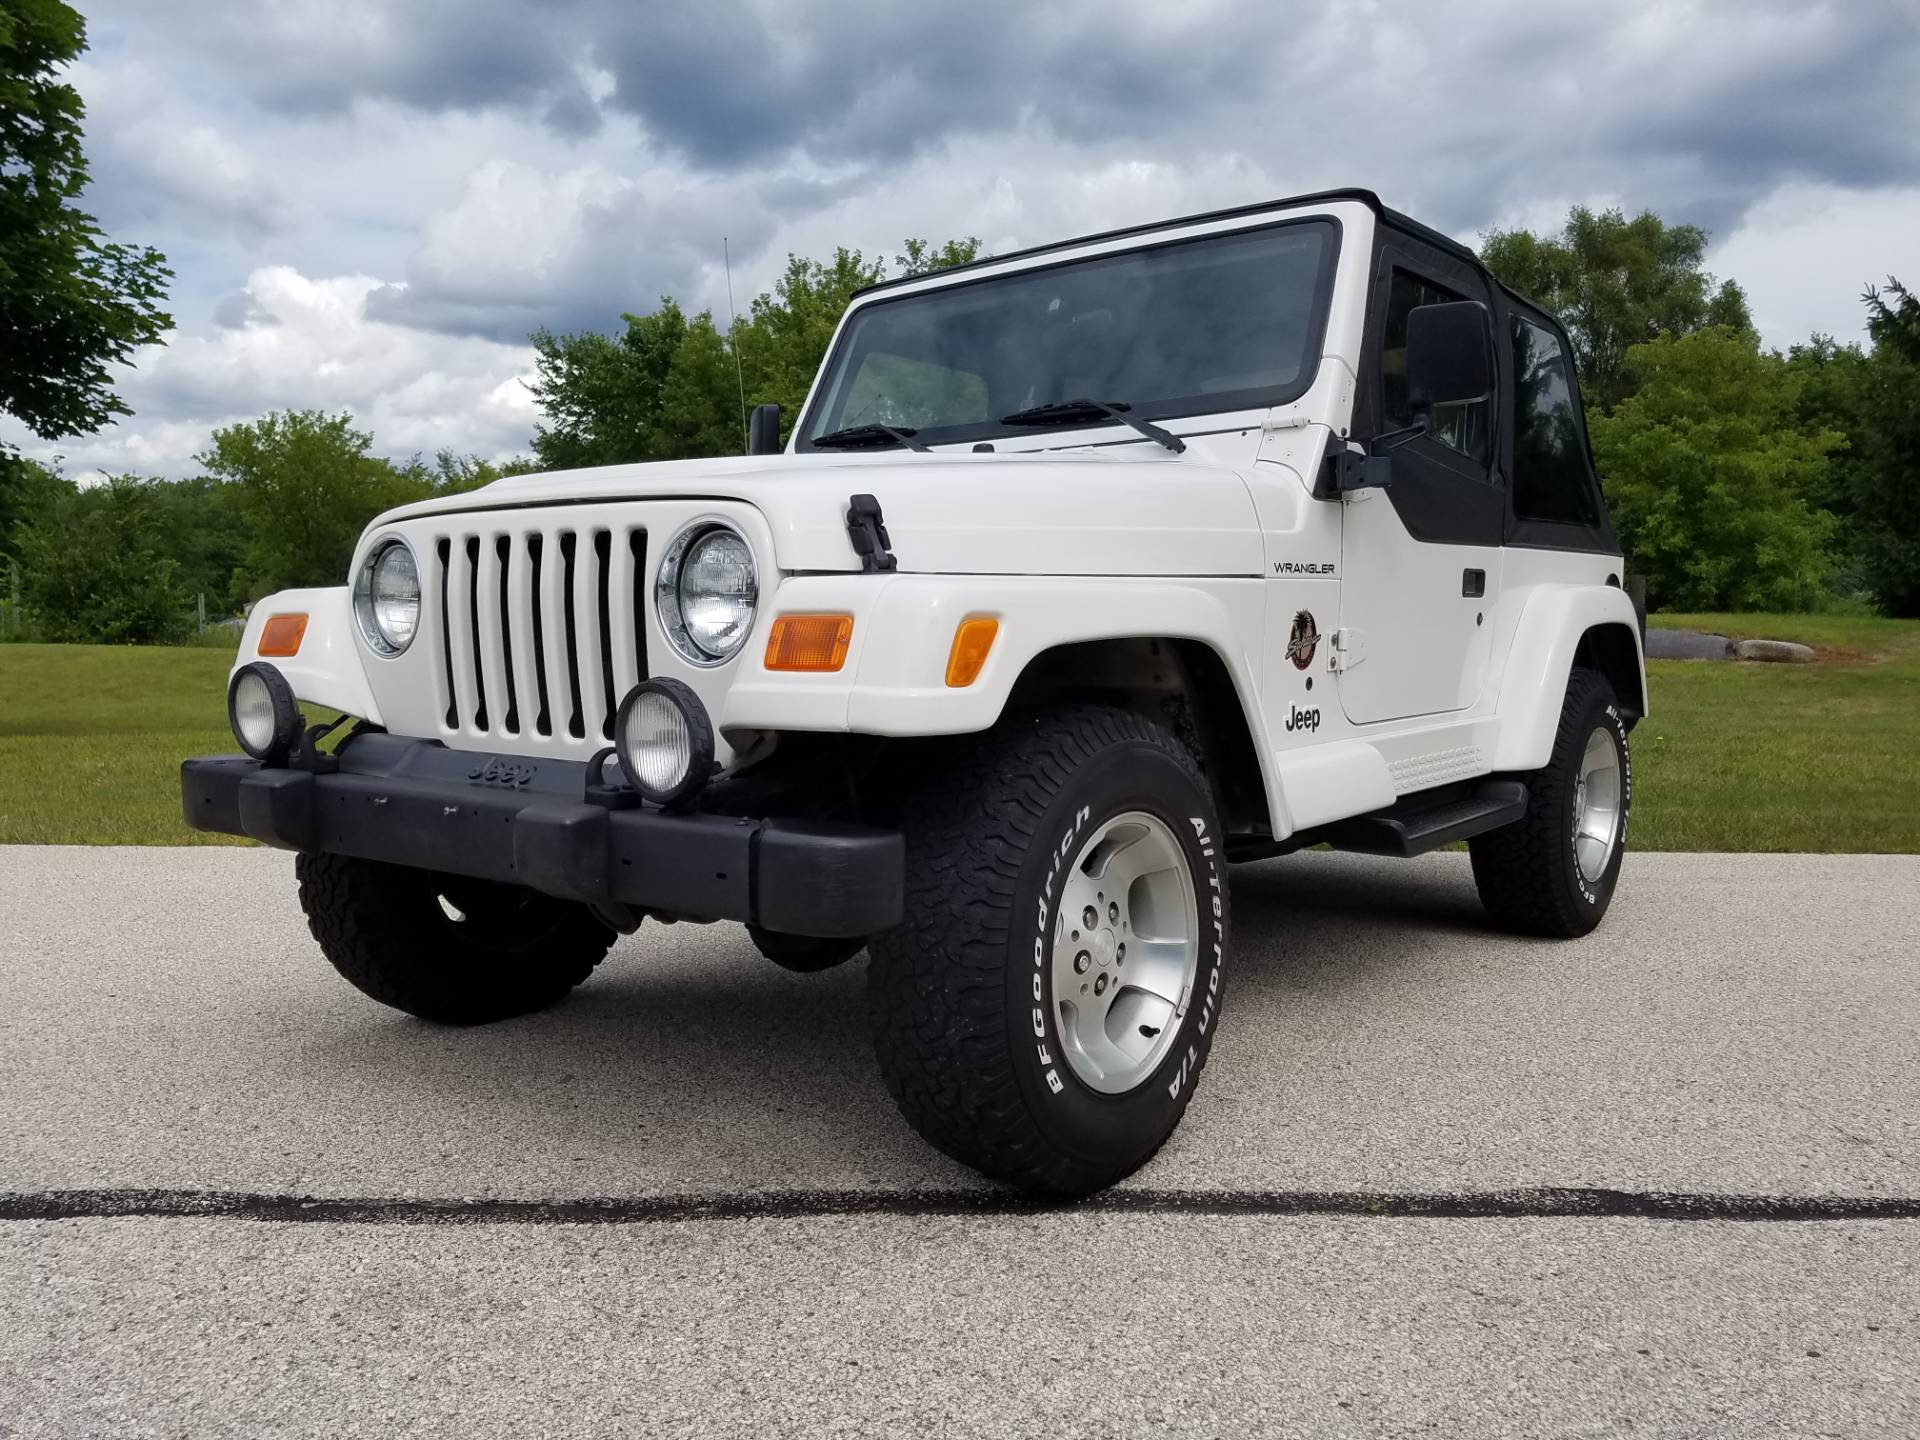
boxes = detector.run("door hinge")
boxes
[1329,627,1366,673]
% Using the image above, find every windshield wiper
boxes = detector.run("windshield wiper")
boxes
[999,399,1186,454]
[812,423,931,453]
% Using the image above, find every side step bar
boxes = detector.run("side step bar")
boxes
[1322,779,1529,858]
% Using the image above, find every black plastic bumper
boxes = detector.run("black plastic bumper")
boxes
[181,734,904,938]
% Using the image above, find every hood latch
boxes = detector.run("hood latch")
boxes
[845,493,898,574]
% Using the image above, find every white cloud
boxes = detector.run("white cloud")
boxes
[12,0,1916,480]
[1709,184,1920,350]
[3,267,537,481]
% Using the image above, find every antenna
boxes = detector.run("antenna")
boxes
[723,236,748,452]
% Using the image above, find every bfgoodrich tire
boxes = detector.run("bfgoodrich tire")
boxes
[296,854,614,1024]
[867,706,1229,1194]
[1469,666,1632,937]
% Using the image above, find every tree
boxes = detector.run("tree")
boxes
[199,410,428,598]
[1590,328,1838,612]
[527,301,691,470]
[526,237,981,467]
[0,1,172,448]
[0,452,73,564]
[12,475,191,642]
[1480,207,1750,413]
[1848,279,1920,615]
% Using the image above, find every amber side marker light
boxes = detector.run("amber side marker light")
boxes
[765,613,853,672]
[945,617,999,687]
[258,613,309,657]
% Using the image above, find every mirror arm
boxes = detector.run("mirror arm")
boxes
[1368,410,1430,454]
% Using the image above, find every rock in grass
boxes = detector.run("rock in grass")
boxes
[1646,628,1732,660]
[1732,638,1817,663]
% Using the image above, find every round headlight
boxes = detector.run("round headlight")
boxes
[228,662,302,762]
[353,538,420,656]
[614,678,715,807]
[657,522,757,665]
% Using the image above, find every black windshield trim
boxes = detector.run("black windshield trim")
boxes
[847,188,1457,297]
[796,215,1343,454]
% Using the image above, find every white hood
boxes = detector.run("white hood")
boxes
[378,448,1267,578]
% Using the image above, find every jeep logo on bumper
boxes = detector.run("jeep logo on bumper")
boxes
[468,757,538,788]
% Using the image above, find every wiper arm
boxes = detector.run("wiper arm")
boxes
[812,423,931,453]
[1000,399,1186,454]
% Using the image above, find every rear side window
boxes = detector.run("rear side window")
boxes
[1382,270,1489,462]
[1510,316,1601,526]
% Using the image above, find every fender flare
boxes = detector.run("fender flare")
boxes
[1489,583,1646,773]
[722,572,1279,822]
[234,587,384,727]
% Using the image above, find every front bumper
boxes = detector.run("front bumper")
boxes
[181,733,904,938]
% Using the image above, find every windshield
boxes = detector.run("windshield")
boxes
[799,217,1339,451]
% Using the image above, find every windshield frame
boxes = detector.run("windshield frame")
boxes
[793,212,1345,454]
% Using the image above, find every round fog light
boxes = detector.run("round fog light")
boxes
[614,678,714,808]
[228,662,303,763]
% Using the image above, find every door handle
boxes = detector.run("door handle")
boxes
[1461,569,1486,598]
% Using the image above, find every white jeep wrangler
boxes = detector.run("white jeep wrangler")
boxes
[186,189,1645,1194]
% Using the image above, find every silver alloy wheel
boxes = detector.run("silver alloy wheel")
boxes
[1051,811,1200,1095]
[1571,725,1624,883]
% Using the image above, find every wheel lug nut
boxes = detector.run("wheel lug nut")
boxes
[1083,906,1097,929]
[1073,951,1091,974]
[1094,973,1109,996]
[1116,943,1126,964]
[1108,902,1119,923]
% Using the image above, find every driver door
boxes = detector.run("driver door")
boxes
[1337,245,1505,725]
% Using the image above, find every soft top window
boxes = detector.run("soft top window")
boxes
[800,219,1339,449]
[1509,314,1602,528]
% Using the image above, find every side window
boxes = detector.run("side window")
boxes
[1381,270,1489,462]
[1509,316,1602,527]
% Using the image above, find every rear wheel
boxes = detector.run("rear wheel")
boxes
[867,706,1229,1193]
[1469,666,1631,937]
[296,854,614,1024]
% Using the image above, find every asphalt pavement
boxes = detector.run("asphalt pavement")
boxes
[2,845,1916,1437]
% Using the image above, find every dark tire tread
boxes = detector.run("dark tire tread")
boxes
[1469,667,1628,937]
[296,853,613,1025]
[866,705,1220,1193]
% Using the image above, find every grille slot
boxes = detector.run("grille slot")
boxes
[432,522,647,751]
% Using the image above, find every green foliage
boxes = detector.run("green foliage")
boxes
[11,475,192,642]
[1591,329,1838,611]
[198,410,430,598]
[1848,279,1920,615]
[0,0,172,446]
[400,448,543,496]
[0,453,74,563]
[1479,207,1750,413]
[528,236,981,468]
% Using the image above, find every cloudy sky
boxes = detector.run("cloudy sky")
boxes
[12,0,1920,479]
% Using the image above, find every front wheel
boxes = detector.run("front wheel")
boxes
[1469,666,1632,937]
[867,706,1229,1194]
[296,854,615,1024]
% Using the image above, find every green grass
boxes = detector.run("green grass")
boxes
[1632,612,1920,852]
[0,642,249,845]
[2,617,1917,849]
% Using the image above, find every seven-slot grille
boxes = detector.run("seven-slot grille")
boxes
[431,524,647,747]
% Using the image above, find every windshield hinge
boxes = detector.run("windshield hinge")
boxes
[1329,628,1366,673]
[845,493,897,574]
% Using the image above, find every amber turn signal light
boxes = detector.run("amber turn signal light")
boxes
[765,614,853,672]
[258,613,308,657]
[945,617,998,687]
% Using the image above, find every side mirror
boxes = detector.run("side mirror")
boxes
[748,403,782,456]
[1405,301,1493,411]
